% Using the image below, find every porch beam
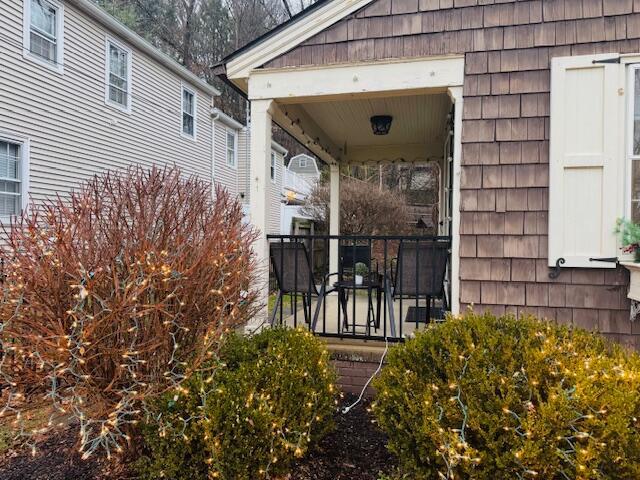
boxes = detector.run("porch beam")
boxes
[345,144,443,164]
[249,98,275,327]
[329,163,340,276]
[274,104,342,165]
[247,56,465,102]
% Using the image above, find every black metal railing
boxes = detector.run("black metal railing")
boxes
[267,234,451,342]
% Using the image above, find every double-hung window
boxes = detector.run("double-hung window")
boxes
[226,130,237,168]
[0,139,27,218]
[106,40,131,111]
[25,0,63,71]
[182,87,196,138]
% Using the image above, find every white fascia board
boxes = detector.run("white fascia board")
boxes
[211,108,244,130]
[226,0,375,82]
[69,0,220,97]
[247,56,465,101]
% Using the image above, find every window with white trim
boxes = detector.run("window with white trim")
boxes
[270,152,276,182]
[0,140,25,217]
[299,157,307,168]
[628,64,640,222]
[25,0,63,70]
[106,40,131,110]
[182,87,196,137]
[226,130,237,167]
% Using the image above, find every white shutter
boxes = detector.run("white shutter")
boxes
[548,54,625,269]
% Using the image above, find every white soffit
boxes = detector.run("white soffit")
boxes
[299,93,452,149]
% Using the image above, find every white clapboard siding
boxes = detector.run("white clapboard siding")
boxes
[212,119,240,197]
[0,0,214,205]
[237,128,285,235]
[548,54,625,268]
[268,149,284,235]
[237,128,251,202]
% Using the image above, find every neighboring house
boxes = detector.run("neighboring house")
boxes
[215,111,288,234]
[281,154,318,235]
[212,109,316,235]
[268,141,288,234]
[0,0,219,214]
[212,107,245,198]
[216,0,640,349]
[287,153,321,185]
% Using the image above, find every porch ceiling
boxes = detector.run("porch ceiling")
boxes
[281,92,452,165]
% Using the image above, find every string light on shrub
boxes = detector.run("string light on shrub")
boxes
[371,313,640,480]
[0,166,260,459]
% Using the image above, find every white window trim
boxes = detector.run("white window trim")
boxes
[23,0,64,74]
[0,132,30,221]
[626,63,640,223]
[180,83,197,140]
[225,128,237,169]
[270,151,277,183]
[298,157,308,168]
[104,37,132,113]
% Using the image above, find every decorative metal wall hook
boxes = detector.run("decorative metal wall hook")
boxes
[549,257,565,279]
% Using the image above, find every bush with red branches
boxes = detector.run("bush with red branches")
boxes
[0,165,258,458]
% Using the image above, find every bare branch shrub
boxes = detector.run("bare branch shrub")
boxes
[0,165,258,458]
[300,177,412,235]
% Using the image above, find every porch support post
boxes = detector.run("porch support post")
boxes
[249,98,275,327]
[329,163,340,275]
[447,86,463,316]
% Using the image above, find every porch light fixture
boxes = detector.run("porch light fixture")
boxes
[370,115,393,135]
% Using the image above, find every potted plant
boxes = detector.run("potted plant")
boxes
[354,262,368,285]
[616,218,640,262]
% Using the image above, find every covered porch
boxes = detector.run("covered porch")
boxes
[226,55,465,341]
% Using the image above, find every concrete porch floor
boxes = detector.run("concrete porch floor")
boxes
[272,293,445,340]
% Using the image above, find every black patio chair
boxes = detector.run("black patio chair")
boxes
[386,240,450,334]
[269,242,341,328]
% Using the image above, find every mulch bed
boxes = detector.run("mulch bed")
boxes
[288,395,397,480]
[0,426,129,480]
[0,395,395,480]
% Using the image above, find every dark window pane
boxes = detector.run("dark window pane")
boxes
[183,114,194,136]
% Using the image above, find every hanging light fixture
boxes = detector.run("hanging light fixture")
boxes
[370,115,393,135]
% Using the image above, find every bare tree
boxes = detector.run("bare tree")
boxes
[300,176,412,235]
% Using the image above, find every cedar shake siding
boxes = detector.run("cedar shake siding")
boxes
[262,0,640,349]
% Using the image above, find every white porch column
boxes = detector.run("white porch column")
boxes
[447,87,463,316]
[249,99,274,326]
[329,163,340,275]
